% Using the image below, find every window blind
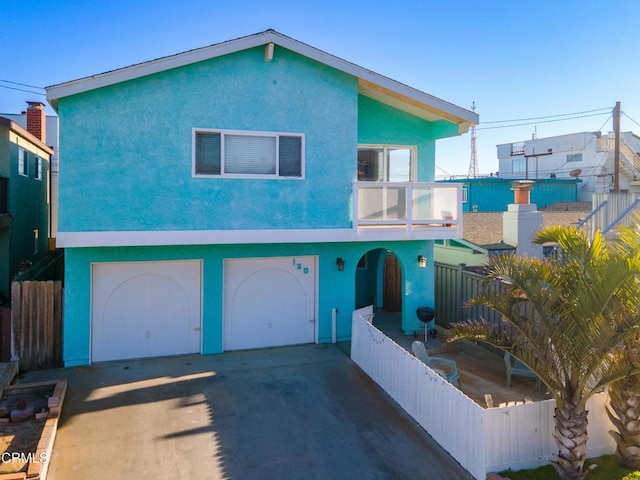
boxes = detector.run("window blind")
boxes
[225,135,276,174]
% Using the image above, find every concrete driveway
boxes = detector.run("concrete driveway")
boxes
[21,344,473,480]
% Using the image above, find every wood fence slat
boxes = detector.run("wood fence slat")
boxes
[11,282,21,364]
[9,280,63,371]
[54,282,62,366]
[44,281,52,366]
[23,281,32,369]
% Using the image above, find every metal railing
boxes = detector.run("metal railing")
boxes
[602,198,640,235]
[620,139,640,179]
[579,193,640,239]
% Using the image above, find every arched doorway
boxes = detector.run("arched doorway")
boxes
[382,252,402,312]
[355,249,403,327]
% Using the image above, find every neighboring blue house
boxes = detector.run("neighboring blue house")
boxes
[47,30,478,366]
[437,177,580,212]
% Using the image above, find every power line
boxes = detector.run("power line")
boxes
[0,84,46,96]
[0,79,45,90]
[436,165,455,177]
[538,113,612,179]
[622,112,640,129]
[481,107,611,125]
[476,111,610,131]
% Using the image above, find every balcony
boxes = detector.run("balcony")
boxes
[353,182,462,241]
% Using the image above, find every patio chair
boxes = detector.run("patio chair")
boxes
[504,352,541,391]
[411,341,461,387]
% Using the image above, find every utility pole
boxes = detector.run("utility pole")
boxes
[613,101,621,193]
[467,101,479,178]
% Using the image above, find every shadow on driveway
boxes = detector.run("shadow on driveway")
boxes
[19,344,474,480]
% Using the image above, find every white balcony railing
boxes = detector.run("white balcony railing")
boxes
[353,182,462,240]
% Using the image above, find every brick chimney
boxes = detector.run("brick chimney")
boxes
[503,181,543,258]
[26,101,46,142]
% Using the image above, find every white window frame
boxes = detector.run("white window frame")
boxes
[357,144,417,182]
[192,128,305,180]
[35,156,43,181]
[18,148,28,177]
[512,158,525,175]
[462,187,468,204]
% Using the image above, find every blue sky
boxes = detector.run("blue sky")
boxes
[3,0,639,175]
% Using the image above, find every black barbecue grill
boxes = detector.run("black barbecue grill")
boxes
[416,306,436,342]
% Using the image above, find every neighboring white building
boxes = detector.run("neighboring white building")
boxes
[497,131,640,201]
[2,105,59,237]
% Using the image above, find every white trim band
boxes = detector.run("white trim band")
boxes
[57,229,357,247]
[56,226,463,248]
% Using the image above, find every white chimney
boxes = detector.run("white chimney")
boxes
[503,180,543,258]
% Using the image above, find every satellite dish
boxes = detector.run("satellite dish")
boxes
[569,169,582,178]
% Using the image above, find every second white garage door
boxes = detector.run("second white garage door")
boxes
[91,260,202,362]
[224,256,316,350]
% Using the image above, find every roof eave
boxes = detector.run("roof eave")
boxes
[0,117,54,154]
[46,30,478,127]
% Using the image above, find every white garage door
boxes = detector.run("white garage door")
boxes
[224,256,316,350]
[91,260,201,362]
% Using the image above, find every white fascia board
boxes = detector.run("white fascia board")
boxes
[46,33,273,108]
[272,34,478,125]
[46,30,478,125]
[57,228,356,248]
[57,226,464,248]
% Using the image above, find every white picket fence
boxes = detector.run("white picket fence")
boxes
[350,307,616,479]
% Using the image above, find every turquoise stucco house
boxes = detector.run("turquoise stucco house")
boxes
[46,30,478,366]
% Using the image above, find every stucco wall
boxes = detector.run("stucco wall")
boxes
[57,45,456,234]
[63,240,434,366]
[455,179,579,212]
[358,95,458,182]
[56,43,460,365]
[58,45,360,233]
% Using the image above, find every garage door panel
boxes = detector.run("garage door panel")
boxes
[224,257,316,350]
[92,260,201,362]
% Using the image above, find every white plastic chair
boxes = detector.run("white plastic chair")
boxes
[411,341,461,387]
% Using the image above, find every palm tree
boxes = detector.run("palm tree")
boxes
[608,373,640,469]
[448,225,640,480]
[606,217,640,469]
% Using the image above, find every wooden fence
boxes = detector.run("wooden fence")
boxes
[11,281,63,370]
[350,307,615,479]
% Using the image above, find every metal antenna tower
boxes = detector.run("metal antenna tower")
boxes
[467,101,479,178]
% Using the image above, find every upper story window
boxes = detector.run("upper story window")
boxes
[358,146,415,182]
[512,158,525,175]
[567,153,582,163]
[193,129,304,179]
[18,148,28,177]
[35,156,43,180]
